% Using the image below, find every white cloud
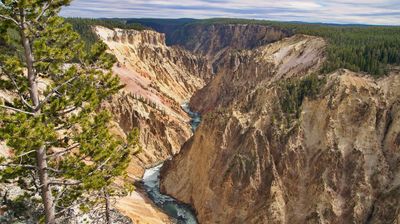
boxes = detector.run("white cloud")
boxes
[60,0,400,25]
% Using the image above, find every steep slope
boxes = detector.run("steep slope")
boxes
[93,26,210,223]
[189,34,325,113]
[1,25,208,223]
[168,23,293,74]
[160,31,400,223]
[169,23,293,58]
[95,26,209,175]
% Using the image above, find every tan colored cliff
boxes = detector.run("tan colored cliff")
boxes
[94,25,210,175]
[190,34,325,113]
[94,26,211,223]
[169,23,293,69]
[161,33,400,223]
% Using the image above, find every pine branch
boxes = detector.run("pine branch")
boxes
[0,14,19,26]
[54,123,73,131]
[36,76,78,111]
[35,0,53,22]
[47,143,80,159]
[0,104,35,115]
[57,106,79,116]
[49,180,81,186]
[55,198,96,217]
[87,156,112,177]
[4,71,35,110]
[54,186,67,206]
[0,163,36,169]
[28,170,41,194]
[16,150,36,158]
[55,203,77,216]
[45,167,62,173]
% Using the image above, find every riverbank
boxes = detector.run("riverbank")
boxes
[140,103,201,223]
[116,180,173,224]
[142,165,198,224]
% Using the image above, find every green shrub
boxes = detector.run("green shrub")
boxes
[188,18,400,77]
[279,74,325,118]
[65,18,148,52]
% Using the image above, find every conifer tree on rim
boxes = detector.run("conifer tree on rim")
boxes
[0,0,140,223]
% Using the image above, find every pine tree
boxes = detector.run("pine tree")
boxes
[0,1,139,223]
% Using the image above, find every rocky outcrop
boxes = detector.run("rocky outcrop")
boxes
[170,23,293,58]
[160,31,400,224]
[169,23,293,71]
[94,24,300,223]
[94,26,210,223]
[95,25,210,174]
[190,34,326,113]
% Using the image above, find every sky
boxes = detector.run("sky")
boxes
[60,0,400,26]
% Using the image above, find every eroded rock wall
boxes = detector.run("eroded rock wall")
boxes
[94,26,210,175]
[160,31,400,224]
[94,26,211,223]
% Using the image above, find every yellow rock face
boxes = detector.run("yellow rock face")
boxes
[94,26,210,223]
[161,31,400,224]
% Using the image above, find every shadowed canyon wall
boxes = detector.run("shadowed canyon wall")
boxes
[159,27,400,223]
[94,24,293,222]
[94,26,211,223]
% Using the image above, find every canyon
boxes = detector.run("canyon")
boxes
[159,26,400,223]
[91,24,298,223]
[1,21,399,224]
[95,23,400,223]
[93,25,209,223]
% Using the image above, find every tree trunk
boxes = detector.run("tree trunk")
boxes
[19,12,39,108]
[19,7,56,224]
[36,145,55,224]
[104,190,112,224]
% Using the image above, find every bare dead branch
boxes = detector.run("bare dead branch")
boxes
[49,180,81,186]
[4,72,35,110]
[0,104,35,115]
[47,143,80,159]
[37,76,78,110]
[34,0,53,22]
[0,14,20,26]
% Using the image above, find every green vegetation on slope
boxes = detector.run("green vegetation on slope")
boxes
[66,17,400,78]
[281,23,400,77]
[1,5,140,222]
[279,74,326,119]
[190,18,400,77]
[65,18,148,51]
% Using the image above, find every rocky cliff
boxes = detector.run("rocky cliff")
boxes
[169,23,293,73]
[3,20,399,224]
[160,31,400,224]
[169,23,293,58]
[93,26,210,223]
[94,24,303,223]
[94,26,209,176]
[189,34,325,113]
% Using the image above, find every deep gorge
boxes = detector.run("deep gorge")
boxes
[1,4,400,223]
[93,22,399,223]
[146,22,400,224]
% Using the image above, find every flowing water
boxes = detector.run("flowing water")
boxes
[142,165,198,224]
[181,102,201,132]
[142,102,201,224]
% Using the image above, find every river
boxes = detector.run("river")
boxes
[142,102,200,224]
